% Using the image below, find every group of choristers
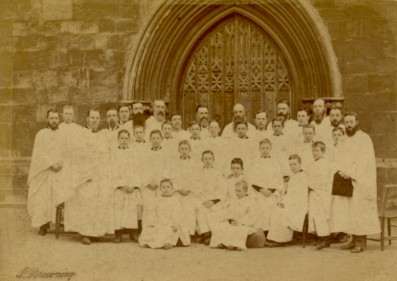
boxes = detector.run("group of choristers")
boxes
[27,98,380,253]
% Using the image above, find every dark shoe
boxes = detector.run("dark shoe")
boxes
[263,239,281,248]
[129,230,139,242]
[38,223,50,236]
[114,235,122,243]
[316,240,330,250]
[350,246,364,253]
[81,236,91,245]
[163,243,173,249]
[340,236,355,250]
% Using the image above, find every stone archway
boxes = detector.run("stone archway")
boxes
[123,0,342,125]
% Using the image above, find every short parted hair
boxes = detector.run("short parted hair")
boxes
[303,124,316,132]
[47,108,59,118]
[118,129,130,138]
[344,111,359,121]
[149,129,163,139]
[332,126,345,134]
[259,138,272,147]
[288,154,302,164]
[178,139,191,149]
[329,105,343,114]
[195,104,208,112]
[277,99,290,106]
[235,179,249,192]
[312,141,326,152]
[272,116,285,127]
[234,120,248,129]
[190,121,201,129]
[231,158,244,169]
[118,104,130,112]
[106,107,118,114]
[202,150,215,159]
[160,178,173,187]
[161,121,172,129]
[87,108,100,117]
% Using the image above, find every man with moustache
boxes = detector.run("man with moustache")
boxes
[118,105,133,135]
[222,103,256,138]
[104,107,120,149]
[310,98,333,144]
[145,100,166,137]
[196,105,210,138]
[27,109,64,235]
[267,100,298,136]
[337,112,379,253]
[254,112,269,140]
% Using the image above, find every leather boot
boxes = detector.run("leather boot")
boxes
[316,236,330,250]
[340,235,355,250]
[38,222,50,236]
[81,236,91,245]
[351,235,366,253]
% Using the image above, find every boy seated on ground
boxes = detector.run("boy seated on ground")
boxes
[139,178,190,249]
[210,179,265,251]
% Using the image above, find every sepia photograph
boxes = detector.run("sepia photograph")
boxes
[0,0,397,281]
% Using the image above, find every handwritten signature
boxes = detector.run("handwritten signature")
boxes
[16,267,75,281]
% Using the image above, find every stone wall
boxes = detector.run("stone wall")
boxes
[312,0,397,190]
[0,0,396,203]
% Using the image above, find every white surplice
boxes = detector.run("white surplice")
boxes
[307,157,333,236]
[167,156,200,235]
[193,167,227,234]
[267,171,309,242]
[139,146,169,227]
[27,128,63,228]
[139,195,190,248]
[210,195,259,250]
[223,136,257,173]
[341,130,380,235]
[63,129,113,237]
[110,147,141,230]
[247,156,284,230]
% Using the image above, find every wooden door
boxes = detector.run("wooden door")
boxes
[179,14,291,127]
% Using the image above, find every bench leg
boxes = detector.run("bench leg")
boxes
[380,217,385,251]
[302,214,309,248]
[55,205,62,239]
[387,218,392,246]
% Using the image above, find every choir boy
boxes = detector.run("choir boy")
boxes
[111,129,141,242]
[139,178,190,249]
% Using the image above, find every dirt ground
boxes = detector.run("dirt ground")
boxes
[1,208,397,281]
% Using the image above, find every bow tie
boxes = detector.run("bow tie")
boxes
[261,155,271,159]
[180,155,191,160]
[151,146,162,151]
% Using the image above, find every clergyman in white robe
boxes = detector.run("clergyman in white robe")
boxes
[63,128,113,238]
[27,126,63,230]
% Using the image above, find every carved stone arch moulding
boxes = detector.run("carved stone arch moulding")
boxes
[123,0,342,120]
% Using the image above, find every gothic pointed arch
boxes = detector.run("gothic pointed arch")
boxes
[123,0,342,124]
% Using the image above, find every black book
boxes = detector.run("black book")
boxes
[332,172,354,197]
[211,199,221,204]
[251,184,276,193]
